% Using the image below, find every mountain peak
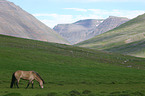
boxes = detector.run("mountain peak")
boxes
[0,0,69,44]
[109,16,117,18]
[54,19,104,44]
[0,0,7,2]
[73,19,104,28]
[77,13,145,58]
[108,16,129,19]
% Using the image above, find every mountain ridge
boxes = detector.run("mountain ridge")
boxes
[54,19,104,44]
[86,16,129,40]
[0,0,69,44]
[77,13,145,58]
[54,16,129,44]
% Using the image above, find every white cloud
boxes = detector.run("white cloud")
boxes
[48,0,145,3]
[79,0,145,2]
[33,9,145,28]
[33,14,74,28]
[33,13,104,28]
[33,14,58,17]
[40,19,57,28]
[88,9,145,18]
[64,8,145,18]
[63,8,87,12]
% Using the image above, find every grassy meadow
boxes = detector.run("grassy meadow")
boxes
[1,34,145,96]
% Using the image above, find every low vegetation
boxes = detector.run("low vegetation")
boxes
[1,34,145,96]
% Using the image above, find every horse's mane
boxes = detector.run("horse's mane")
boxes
[32,71,45,83]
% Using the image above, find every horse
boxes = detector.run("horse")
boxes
[10,70,44,89]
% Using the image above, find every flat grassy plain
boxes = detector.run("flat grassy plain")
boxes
[1,35,145,96]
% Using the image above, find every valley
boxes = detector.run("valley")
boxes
[1,34,145,96]
[77,13,145,58]
[0,0,145,96]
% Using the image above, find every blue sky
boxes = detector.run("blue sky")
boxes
[8,0,145,28]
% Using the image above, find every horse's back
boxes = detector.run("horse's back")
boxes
[15,70,22,76]
[15,70,34,80]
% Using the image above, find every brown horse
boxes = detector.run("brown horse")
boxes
[10,70,44,89]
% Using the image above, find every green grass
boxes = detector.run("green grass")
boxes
[1,34,145,96]
[77,13,145,58]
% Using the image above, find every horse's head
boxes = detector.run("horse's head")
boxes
[39,80,44,88]
[34,71,44,89]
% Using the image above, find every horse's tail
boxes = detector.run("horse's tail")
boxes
[10,72,16,88]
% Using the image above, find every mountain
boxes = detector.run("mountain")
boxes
[77,13,145,58]
[0,0,69,44]
[87,16,129,38]
[53,19,104,44]
[54,16,129,45]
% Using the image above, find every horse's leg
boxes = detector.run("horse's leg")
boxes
[16,79,20,88]
[26,80,31,89]
[32,81,34,89]
[13,81,16,88]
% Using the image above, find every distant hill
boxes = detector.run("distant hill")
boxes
[53,19,104,44]
[54,16,129,44]
[77,13,145,58]
[0,0,69,44]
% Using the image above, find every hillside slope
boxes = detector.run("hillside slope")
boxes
[1,34,145,96]
[0,0,68,44]
[77,13,145,58]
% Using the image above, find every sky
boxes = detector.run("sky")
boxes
[8,0,145,28]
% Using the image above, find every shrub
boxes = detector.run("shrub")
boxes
[3,93,22,96]
[131,91,144,96]
[69,90,80,96]
[35,93,47,96]
[82,90,91,94]
[47,92,57,96]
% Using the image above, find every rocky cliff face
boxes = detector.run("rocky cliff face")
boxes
[53,19,104,44]
[54,16,129,45]
[88,16,129,38]
[0,0,68,44]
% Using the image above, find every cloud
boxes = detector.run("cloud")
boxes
[40,19,57,28]
[33,13,104,28]
[33,14,74,28]
[33,14,58,17]
[48,0,145,3]
[64,8,145,18]
[88,9,145,18]
[33,9,145,28]
[63,8,87,12]
[79,0,145,2]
